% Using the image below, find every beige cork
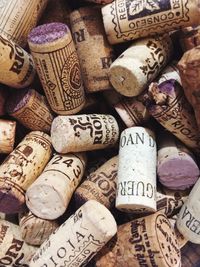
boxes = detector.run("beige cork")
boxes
[0,0,48,47]
[102,0,200,44]
[7,88,54,133]
[0,131,52,214]
[177,177,200,244]
[75,156,118,209]
[0,119,16,154]
[30,200,117,267]
[28,23,85,115]
[70,7,115,93]
[0,219,37,266]
[51,114,119,153]
[116,127,157,213]
[0,34,35,88]
[26,152,87,220]
[109,34,173,96]
[95,212,181,267]
[19,210,59,246]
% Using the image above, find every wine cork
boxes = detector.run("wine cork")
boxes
[157,131,199,190]
[28,22,85,115]
[7,88,54,133]
[144,79,200,153]
[0,219,37,266]
[101,0,200,44]
[0,87,7,116]
[70,7,115,93]
[95,212,181,267]
[30,200,117,267]
[26,152,87,220]
[0,0,47,47]
[157,185,189,217]
[177,177,200,244]
[51,114,119,153]
[109,34,173,96]
[181,242,200,267]
[0,131,52,214]
[83,0,113,4]
[0,34,35,88]
[0,119,16,154]
[75,156,118,209]
[19,210,59,246]
[156,61,182,85]
[178,46,200,132]
[179,26,200,52]
[116,126,157,213]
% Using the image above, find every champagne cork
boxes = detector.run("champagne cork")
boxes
[102,0,200,44]
[177,177,200,244]
[157,185,189,217]
[0,219,37,266]
[0,119,16,154]
[0,131,52,214]
[19,210,59,246]
[70,7,115,93]
[181,242,200,267]
[95,212,181,267]
[116,127,157,213]
[144,79,200,153]
[178,46,200,132]
[179,26,200,52]
[7,88,54,133]
[0,34,35,88]
[75,156,118,209]
[109,34,173,96]
[30,200,117,267]
[51,114,119,153]
[0,0,47,47]
[28,22,85,115]
[157,131,199,190]
[26,152,87,220]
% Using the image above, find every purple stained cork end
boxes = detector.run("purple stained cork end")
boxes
[28,23,69,44]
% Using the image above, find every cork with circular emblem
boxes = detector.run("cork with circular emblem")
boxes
[75,155,118,209]
[0,34,35,88]
[51,114,119,153]
[26,152,87,220]
[7,88,54,133]
[19,210,59,246]
[0,219,37,266]
[70,6,115,93]
[0,119,16,154]
[0,131,52,214]
[28,22,85,115]
[95,212,181,267]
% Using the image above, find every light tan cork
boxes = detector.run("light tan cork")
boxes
[0,131,52,214]
[0,119,16,154]
[102,0,200,44]
[30,200,117,267]
[75,156,118,209]
[28,23,85,115]
[0,0,48,47]
[19,210,59,246]
[109,34,173,96]
[51,114,119,153]
[70,6,115,93]
[0,219,37,266]
[26,152,87,220]
[0,34,35,88]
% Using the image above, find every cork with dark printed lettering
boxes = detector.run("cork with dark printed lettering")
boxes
[102,0,200,44]
[28,23,85,115]
[0,131,52,214]
[0,34,35,88]
[70,7,115,93]
[51,114,119,153]
[95,212,181,267]
[26,152,87,220]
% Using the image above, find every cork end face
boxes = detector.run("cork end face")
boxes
[116,203,156,214]
[28,23,69,44]
[6,88,31,114]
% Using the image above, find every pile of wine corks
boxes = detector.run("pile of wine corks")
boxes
[1,0,200,266]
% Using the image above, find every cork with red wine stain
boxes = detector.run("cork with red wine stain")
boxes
[28,22,85,115]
